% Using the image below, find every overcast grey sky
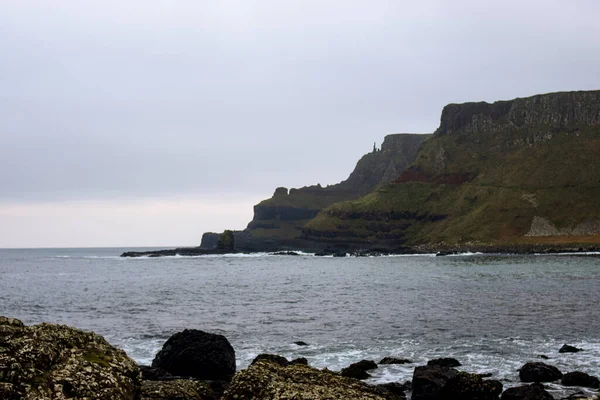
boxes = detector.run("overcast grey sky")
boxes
[1,0,599,247]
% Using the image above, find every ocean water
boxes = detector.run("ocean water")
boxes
[1,248,599,398]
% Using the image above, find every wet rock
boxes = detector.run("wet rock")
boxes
[250,353,290,367]
[539,354,550,359]
[560,344,583,353]
[140,365,173,380]
[290,357,308,365]
[222,360,393,399]
[442,371,503,400]
[413,365,501,400]
[519,362,562,382]
[141,379,220,400]
[500,383,554,400]
[341,359,378,380]
[427,357,462,367]
[560,391,595,400]
[152,329,236,381]
[379,357,412,365]
[0,316,141,400]
[372,382,407,400]
[561,371,600,389]
[294,340,309,346]
[412,365,458,399]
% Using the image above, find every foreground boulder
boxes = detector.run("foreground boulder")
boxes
[341,359,378,379]
[152,329,236,381]
[0,316,141,400]
[412,365,502,400]
[222,360,400,399]
[519,362,562,382]
[561,371,600,389]
[500,383,553,400]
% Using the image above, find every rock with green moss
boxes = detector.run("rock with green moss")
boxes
[222,359,405,399]
[0,316,141,400]
[217,230,235,252]
[141,379,220,400]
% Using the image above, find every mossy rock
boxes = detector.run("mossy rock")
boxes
[0,316,141,400]
[222,360,403,399]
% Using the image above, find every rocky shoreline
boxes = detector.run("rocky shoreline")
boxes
[120,244,600,258]
[2,316,598,400]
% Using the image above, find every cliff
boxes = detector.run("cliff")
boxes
[303,90,600,251]
[208,134,430,250]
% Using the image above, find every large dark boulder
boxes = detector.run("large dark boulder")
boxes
[559,344,583,353]
[561,371,600,388]
[413,365,502,400]
[0,316,141,400]
[412,365,458,400]
[340,359,378,380]
[441,371,502,400]
[152,329,236,381]
[500,383,553,400]
[427,357,462,367]
[518,362,562,383]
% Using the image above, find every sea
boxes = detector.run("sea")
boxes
[1,247,599,398]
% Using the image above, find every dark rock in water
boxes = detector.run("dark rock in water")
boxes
[539,354,550,359]
[222,360,393,399]
[518,362,562,382]
[152,329,236,381]
[0,316,141,400]
[427,357,462,367]
[477,373,494,378]
[341,359,378,380]
[270,251,300,256]
[249,353,308,368]
[561,391,592,400]
[294,340,309,346]
[251,353,290,367]
[412,365,458,400]
[500,383,553,400]
[372,382,407,399]
[141,379,220,400]
[559,344,583,353]
[441,371,503,400]
[435,251,458,257]
[413,365,502,400]
[140,365,174,380]
[333,251,347,257]
[290,357,308,365]
[561,371,600,388]
[380,356,412,365]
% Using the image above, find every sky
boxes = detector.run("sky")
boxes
[1,0,599,248]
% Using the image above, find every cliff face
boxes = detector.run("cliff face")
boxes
[303,90,600,250]
[201,134,430,250]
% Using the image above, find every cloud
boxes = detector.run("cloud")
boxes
[1,0,599,245]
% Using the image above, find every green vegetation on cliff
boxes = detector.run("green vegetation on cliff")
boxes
[242,134,430,246]
[303,90,600,250]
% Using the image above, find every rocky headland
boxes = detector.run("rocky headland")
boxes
[2,316,598,399]
[122,90,600,257]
